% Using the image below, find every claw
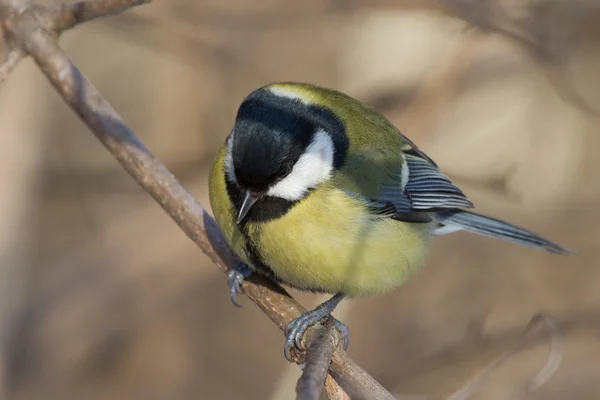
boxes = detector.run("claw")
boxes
[226,263,252,307]
[334,319,350,350]
[284,313,350,361]
[283,293,347,362]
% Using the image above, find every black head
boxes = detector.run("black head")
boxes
[230,107,315,193]
[225,86,349,224]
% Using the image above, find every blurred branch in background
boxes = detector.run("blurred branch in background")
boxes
[0,0,152,88]
[0,1,398,399]
[0,44,50,400]
[0,47,21,85]
[445,314,562,400]
[87,0,600,116]
[49,0,152,31]
[441,0,577,60]
[441,0,600,114]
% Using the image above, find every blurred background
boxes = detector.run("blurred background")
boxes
[1,0,599,399]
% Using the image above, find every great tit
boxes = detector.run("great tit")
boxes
[208,82,570,361]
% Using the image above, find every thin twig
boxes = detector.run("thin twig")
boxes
[296,322,339,400]
[0,48,22,86]
[525,314,563,392]
[441,0,600,115]
[330,350,398,400]
[440,0,541,55]
[0,0,150,87]
[325,375,350,400]
[49,0,151,32]
[446,314,563,400]
[270,296,352,400]
[0,2,397,399]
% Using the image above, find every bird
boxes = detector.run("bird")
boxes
[208,82,571,361]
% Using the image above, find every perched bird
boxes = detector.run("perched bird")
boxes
[208,82,570,361]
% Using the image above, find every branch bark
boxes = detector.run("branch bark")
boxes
[296,322,339,400]
[325,374,351,400]
[0,0,150,89]
[49,0,151,32]
[0,1,397,399]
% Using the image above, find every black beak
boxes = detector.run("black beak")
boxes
[237,191,258,224]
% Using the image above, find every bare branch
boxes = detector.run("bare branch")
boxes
[49,0,151,32]
[0,0,148,87]
[0,0,31,15]
[297,322,339,400]
[440,0,600,115]
[440,0,541,55]
[0,2,397,399]
[446,314,563,400]
[525,314,563,391]
[325,375,350,400]
[0,48,22,86]
[330,351,398,400]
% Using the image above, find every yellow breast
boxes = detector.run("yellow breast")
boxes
[246,186,433,297]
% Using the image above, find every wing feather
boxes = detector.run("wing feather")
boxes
[404,153,473,209]
[340,133,473,221]
[376,152,473,214]
[351,136,473,220]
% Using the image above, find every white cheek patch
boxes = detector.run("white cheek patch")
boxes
[224,132,237,184]
[267,129,334,201]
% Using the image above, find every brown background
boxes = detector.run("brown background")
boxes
[1,1,599,399]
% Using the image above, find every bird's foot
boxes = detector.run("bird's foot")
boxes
[333,318,350,350]
[226,263,252,307]
[284,293,348,362]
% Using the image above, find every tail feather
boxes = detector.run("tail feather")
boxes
[434,210,572,255]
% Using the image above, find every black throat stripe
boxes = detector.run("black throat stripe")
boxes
[225,178,298,224]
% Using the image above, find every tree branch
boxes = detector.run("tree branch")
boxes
[325,374,351,400]
[0,48,22,86]
[297,322,339,400]
[439,0,600,115]
[0,0,150,89]
[0,1,397,399]
[329,350,397,400]
[439,0,541,56]
[48,0,151,32]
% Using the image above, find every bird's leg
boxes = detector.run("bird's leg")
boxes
[226,262,252,307]
[284,293,349,362]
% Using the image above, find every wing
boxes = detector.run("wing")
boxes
[332,130,473,222]
[359,137,474,223]
[398,132,438,168]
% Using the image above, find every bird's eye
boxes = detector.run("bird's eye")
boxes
[276,165,292,179]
